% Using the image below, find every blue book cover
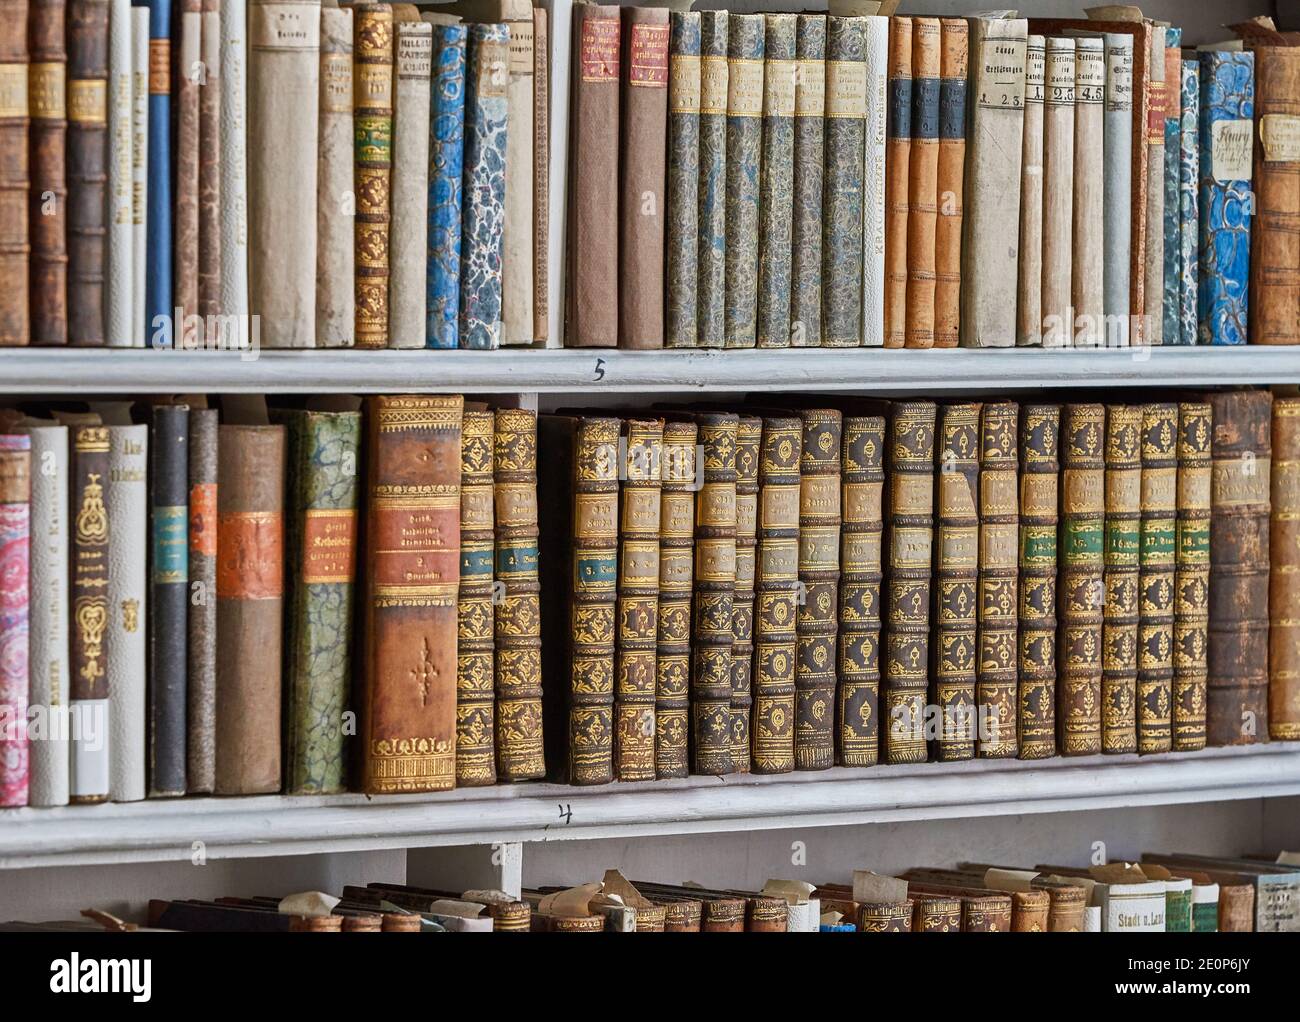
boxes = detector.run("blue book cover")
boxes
[146,0,172,346]
[427,25,468,349]
[1179,61,1199,346]
[1161,29,1182,344]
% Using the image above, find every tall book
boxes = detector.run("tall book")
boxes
[218,0,249,350]
[695,9,727,350]
[861,16,887,348]
[148,407,186,796]
[1072,38,1104,346]
[1041,37,1074,348]
[975,401,1018,758]
[185,407,216,793]
[531,5,546,344]
[455,409,495,787]
[1102,405,1141,754]
[317,4,355,347]
[1273,397,1300,740]
[388,16,432,350]
[790,14,824,348]
[1179,59,1199,346]
[493,0,535,346]
[729,416,760,772]
[360,396,461,793]
[754,13,794,349]
[1250,46,1300,346]
[932,19,966,349]
[1174,401,1211,751]
[426,21,466,350]
[904,17,939,349]
[173,0,200,345]
[130,2,146,344]
[1016,35,1044,347]
[1103,33,1133,346]
[1161,30,1182,346]
[353,3,393,349]
[106,421,145,801]
[838,414,884,767]
[0,436,29,804]
[29,0,64,346]
[69,425,110,802]
[882,16,910,349]
[722,13,762,349]
[1142,26,1165,346]
[822,16,864,348]
[0,0,29,346]
[1017,404,1059,760]
[665,11,700,349]
[67,0,109,345]
[1138,402,1177,754]
[882,401,935,764]
[281,408,361,795]
[654,420,696,778]
[196,0,220,324]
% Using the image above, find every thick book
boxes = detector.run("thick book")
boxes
[69,425,110,802]
[0,436,29,805]
[754,13,794,349]
[1017,404,1059,759]
[1174,401,1212,750]
[360,396,461,793]
[1250,46,1300,345]
[185,406,216,793]
[1138,402,1177,754]
[932,19,966,349]
[219,0,249,349]
[861,16,887,348]
[1142,26,1165,346]
[1016,35,1044,346]
[665,11,700,349]
[353,3,394,349]
[29,0,66,346]
[106,422,146,801]
[388,16,432,350]
[317,5,355,347]
[1072,38,1104,346]
[196,0,220,324]
[281,408,361,795]
[1103,32,1133,346]
[67,0,109,345]
[722,13,763,349]
[148,407,187,797]
[1161,31,1182,345]
[729,416,760,772]
[790,14,824,348]
[1179,59,1199,346]
[821,16,864,348]
[455,409,496,786]
[1102,404,1141,754]
[426,22,466,350]
[173,0,200,345]
[695,10,727,349]
[654,420,696,778]
[1041,37,1074,348]
[1273,398,1300,740]
[882,16,910,349]
[0,0,29,346]
[904,17,940,350]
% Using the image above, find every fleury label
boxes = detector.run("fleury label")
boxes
[68,80,107,126]
[580,15,620,83]
[476,40,509,100]
[1260,114,1300,163]
[978,36,1026,110]
[216,512,284,600]
[794,60,825,117]
[727,57,764,117]
[28,63,64,119]
[700,55,729,115]
[302,509,357,584]
[670,54,701,113]
[1212,119,1254,181]
[825,59,866,118]
[764,59,796,117]
[629,22,669,88]
[0,63,27,118]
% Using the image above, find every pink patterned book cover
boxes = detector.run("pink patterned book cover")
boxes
[0,434,31,807]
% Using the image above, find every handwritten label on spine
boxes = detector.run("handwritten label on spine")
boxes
[630,23,669,88]
[580,16,620,83]
[1212,119,1253,182]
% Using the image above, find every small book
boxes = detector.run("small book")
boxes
[1103,32,1134,346]
[1137,402,1176,754]
[754,13,795,349]
[388,16,432,350]
[130,2,147,345]
[665,11,701,349]
[790,14,825,348]
[1017,405,1059,759]
[426,22,467,350]
[107,0,134,345]
[975,402,1018,758]
[1102,405,1141,754]
[1142,27,1166,346]
[0,1,31,346]
[148,407,187,797]
[695,10,728,349]
[353,3,394,349]
[218,0,249,349]
[317,5,355,347]
[729,416,760,772]
[882,16,911,349]
[932,18,966,349]
[653,421,696,778]
[822,16,865,348]
[904,17,940,350]
[861,16,888,348]
[0,436,30,805]
[67,0,109,346]
[722,14,763,349]
[185,407,217,793]
[455,409,496,787]
[1173,402,1211,751]
[1016,35,1045,347]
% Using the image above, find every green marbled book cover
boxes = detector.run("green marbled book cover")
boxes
[723,13,764,348]
[756,14,796,347]
[822,16,866,347]
[667,12,702,348]
[697,11,729,349]
[791,14,826,348]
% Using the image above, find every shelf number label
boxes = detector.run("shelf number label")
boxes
[558,803,573,825]
[593,357,606,382]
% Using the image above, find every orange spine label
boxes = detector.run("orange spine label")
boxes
[302,509,358,585]
[372,504,459,592]
[149,39,171,96]
[189,482,217,557]
[217,511,284,599]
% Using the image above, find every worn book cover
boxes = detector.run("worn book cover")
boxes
[790,15,824,347]
[723,14,763,348]
[755,14,794,348]
[1138,403,1177,754]
[148,406,187,796]
[904,17,939,349]
[822,16,864,348]
[1102,405,1141,754]
[28,0,64,346]
[696,10,727,349]
[654,420,696,777]
[882,16,911,349]
[1174,402,1211,750]
[67,0,109,345]
[976,402,1018,758]
[456,409,496,786]
[1017,405,1059,759]
[69,425,110,801]
[665,11,700,348]
[353,3,394,349]
[0,436,29,804]
[1272,398,1300,739]
[729,416,760,772]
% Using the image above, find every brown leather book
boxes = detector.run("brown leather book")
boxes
[904,17,939,349]
[904,867,1062,931]
[28,0,64,346]
[897,879,1012,932]
[360,396,462,794]
[654,420,695,778]
[857,901,913,932]
[66,0,108,345]
[0,0,28,347]
[729,415,760,773]
[662,898,702,932]
[975,402,1018,758]
[198,0,221,319]
[1102,405,1141,754]
[1174,402,1212,751]
[1271,397,1300,740]
[932,18,966,348]
[174,0,200,343]
[1017,404,1059,759]
[882,16,911,349]
[1250,47,1300,345]
[1207,391,1272,746]
[456,409,496,787]
[912,895,961,932]
[632,881,785,932]
[1138,402,1176,754]
[354,4,394,349]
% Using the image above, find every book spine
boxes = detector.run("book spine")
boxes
[531,7,546,344]
[932,403,979,761]
[67,0,109,345]
[1016,35,1044,346]
[173,0,200,345]
[388,18,432,350]
[1161,32,1181,345]
[695,10,726,349]
[883,400,935,764]
[904,17,939,350]
[219,0,249,346]
[1179,60,1199,346]
[69,425,110,802]
[455,410,495,787]
[1273,398,1300,739]
[148,406,186,796]
[722,13,762,349]
[858,902,914,932]
[361,396,460,793]
[426,24,466,349]
[882,16,910,349]
[353,3,393,350]
[614,418,663,781]
[283,410,360,795]
[790,14,824,348]
[1103,33,1133,346]
[838,415,884,766]
[822,17,865,348]
[618,6,668,350]
[976,401,1019,758]
[932,19,966,349]
[29,0,64,346]
[0,437,29,804]
[500,5,534,347]
[145,0,170,343]
[1102,404,1141,754]
[1250,49,1300,345]
[197,0,220,323]
[1143,28,1165,345]
[1138,402,1177,754]
[317,5,355,347]
[107,422,146,800]
[1072,38,1104,346]
[493,408,545,780]
[665,11,700,349]
[0,0,29,346]
[106,0,132,344]
[729,417,759,772]
[185,406,216,793]
[1017,404,1059,759]
[754,13,794,349]
[1174,401,1211,751]
[654,421,696,778]
[130,4,146,344]
[1057,404,1105,755]
[1041,37,1074,348]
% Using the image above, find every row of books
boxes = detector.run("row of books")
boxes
[570,6,1300,349]
[0,388,1295,808]
[0,0,548,351]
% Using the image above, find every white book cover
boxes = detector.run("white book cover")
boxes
[220,0,251,348]
[861,15,888,346]
[545,0,569,347]
[107,0,134,346]
[1099,880,1166,932]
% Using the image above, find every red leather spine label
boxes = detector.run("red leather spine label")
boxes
[629,23,669,87]
[580,15,620,82]
[189,481,217,557]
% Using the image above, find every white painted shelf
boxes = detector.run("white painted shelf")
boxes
[1,345,1298,394]
[2,743,1296,869]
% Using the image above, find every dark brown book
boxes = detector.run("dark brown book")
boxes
[1174,402,1212,751]
[1102,405,1141,754]
[1017,404,1059,760]
[901,867,1072,932]
[66,0,108,345]
[1138,402,1176,754]
[69,424,109,802]
[631,881,784,932]
[1273,397,1300,740]
[456,409,496,787]
[0,0,28,346]
[28,0,64,346]
[1249,46,1300,346]
[857,901,914,932]
[186,408,217,792]
[897,879,1012,932]
[975,402,1018,757]
[653,420,695,778]
[729,415,760,773]
[173,0,200,343]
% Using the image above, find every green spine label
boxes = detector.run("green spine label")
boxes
[1021,526,1057,565]
[153,505,188,584]
[1140,521,1176,563]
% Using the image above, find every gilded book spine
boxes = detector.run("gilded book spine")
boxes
[822,16,865,348]
[730,417,760,772]
[353,4,393,349]
[67,0,109,346]
[665,11,700,348]
[695,10,727,349]
[1250,48,1300,347]
[1174,401,1211,751]
[904,17,939,350]
[185,407,216,792]
[1271,398,1300,741]
[883,16,911,349]
[456,410,496,786]
[976,402,1019,758]
[754,13,794,349]
[1017,404,1059,760]
[1138,402,1177,754]
[1102,405,1141,754]
[69,425,110,802]
[723,14,763,349]
[1017,36,1044,346]
[654,421,696,778]
[0,437,29,804]
[933,19,966,348]
[790,14,824,348]
[148,406,187,796]
[30,0,66,346]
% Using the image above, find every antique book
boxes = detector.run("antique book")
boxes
[499,0,535,347]
[1040,37,1074,348]
[281,408,361,795]
[1174,401,1212,750]
[148,406,186,797]
[1103,32,1133,346]
[858,901,914,932]
[388,17,432,350]
[426,22,466,349]
[1207,390,1272,745]
[903,17,940,350]
[173,0,200,345]
[1250,47,1300,345]
[895,877,1013,932]
[455,409,495,787]
[861,16,887,347]
[1272,398,1300,740]
[0,1,29,346]
[1138,402,1177,754]
[722,13,763,349]
[186,407,216,793]
[67,0,109,345]
[215,423,284,795]
[130,2,145,344]
[1142,26,1165,346]
[665,11,700,349]
[752,415,800,773]
[1161,30,1182,345]
[493,408,545,780]
[1144,853,1300,932]
[790,14,824,348]
[145,0,170,340]
[614,418,663,781]
[360,396,461,793]
[1179,59,1199,346]
[248,0,319,349]
[1071,38,1104,346]
[882,15,911,349]
[1191,879,1221,932]
[219,0,249,349]
[931,19,966,349]
[975,402,1019,758]
[1102,404,1141,754]
[838,414,885,767]
[106,0,131,344]
[69,425,110,802]
[1034,864,1167,932]
[619,5,668,350]
[695,10,727,349]
[196,0,220,324]
[754,13,794,349]
[932,403,979,761]
[317,4,355,347]
[1197,50,1253,345]
[105,422,146,801]
[1015,35,1044,347]
[565,3,619,349]
[532,5,546,344]
[654,420,696,778]
[795,409,841,769]
[882,401,935,764]
[729,416,760,772]
[353,3,393,349]
[0,436,29,804]
[822,16,864,348]
[1017,404,1059,759]
[29,0,64,346]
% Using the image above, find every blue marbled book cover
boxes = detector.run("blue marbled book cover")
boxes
[1162,30,1183,344]
[790,15,825,347]
[427,25,468,349]
[821,16,865,347]
[666,12,702,348]
[723,14,764,348]
[696,11,729,348]
[1179,61,1199,346]
[756,14,796,347]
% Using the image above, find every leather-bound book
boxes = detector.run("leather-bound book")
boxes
[0,2,28,347]
[1138,402,1176,754]
[218,0,248,348]
[1142,27,1165,346]
[931,18,965,349]
[695,9,727,349]
[455,409,496,787]
[360,396,461,793]
[197,0,220,324]
[975,402,1018,758]
[912,895,961,933]
[148,406,187,796]
[631,881,783,933]
[1207,390,1272,745]
[1102,404,1141,754]
[281,408,361,795]
[215,423,284,795]
[1174,402,1212,750]
[173,0,200,345]
[861,16,887,348]
[353,3,393,349]
[752,415,799,774]
[1057,404,1104,755]
[186,407,216,793]
[790,14,824,349]
[904,17,939,350]
[1103,33,1133,346]
[931,403,979,761]
[388,16,432,350]
[897,879,1012,932]
[729,416,759,772]
[29,0,65,346]
[1250,47,1300,345]
[425,21,465,349]
[1161,31,1182,345]
[1144,853,1299,932]
[0,436,29,805]
[882,15,910,349]
[493,408,545,781]
[838,414,885,767]
[565,2,619,349]
[145,0,170,341]
[795,409,841,769]
[821,16,864,348]
[654,420,695,778]
[722,13,763,349]
[1040,37,1074,348]
[1017,404,1059,760]
[961,13,1026,349]
[882,401,935,764]
[1072,38,1104,346]
[1178,59,1199,346]
[754,13,794,349]
[1272,398,1300,740]
[69,425,110,802]
[618,5,668,350]
[665,11,700,349]
[857,901,913,932]
[1016,35,1044,346]
[67,0,109,345]
[317,5,354,347]
[614,418,663,781]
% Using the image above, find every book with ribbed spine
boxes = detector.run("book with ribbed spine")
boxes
[1179,59,1198,346]
[976,402,1018,758]
[426,22,466,349]
[730,416,760,772]
[29,0,65,346]
[1272,399,1300,739]
[353,4,394,349]
[1161,30,1182,345]
[1174,401,1211,751]
[185,407,216,793]
[1017,405,1059,760]
[1102,404,1141,754]
[0,2,29,346]
[723,14,762,349]
[0,436,29,804]
[904,17,939,349]
[882,16,910,349]
[822,16,864,348]
[388,16,432,350]
[148,406,187,796]
[1138,403,1177,754]
[932,18,966,348]
[455,409,495,786]
[755,14,794,349]
[317,6,354,347]
[654,420,696,778]
[790,14,824,348]
[67,0,109,345]
[696,10,727,349]
[665,11,700,349]
[105,423,146,801]
[69,425,110,802]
